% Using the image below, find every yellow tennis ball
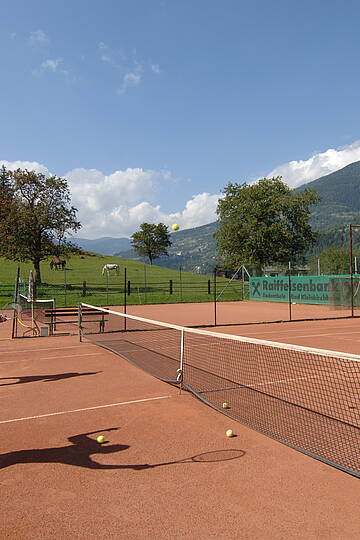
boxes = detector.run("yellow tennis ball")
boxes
[226,429,234,438]
[171,223,179,231]
[222,402,230,409]
[97,435,105,443]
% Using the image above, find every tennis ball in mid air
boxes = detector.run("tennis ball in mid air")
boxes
[222,402,230,409]
[171,223,180,231]
[97,435,105,443]
[226,429,234,438]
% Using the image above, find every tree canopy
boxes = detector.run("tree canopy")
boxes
[309,247,358,275]
[131,222,171,264]
[0,167,81,283]
[215,177,320,274]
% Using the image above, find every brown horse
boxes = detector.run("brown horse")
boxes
[50,257,66,271]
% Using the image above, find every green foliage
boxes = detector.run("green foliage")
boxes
[309,247,359,275]
[131,222,172,264]
[215,177,320,273]
[0,167,81,283]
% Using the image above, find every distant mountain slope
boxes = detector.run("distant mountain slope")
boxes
[295,160,360,230]
[72,236,131,255]
[116,222,218,273]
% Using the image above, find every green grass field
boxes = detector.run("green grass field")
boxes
[0,253,248,308]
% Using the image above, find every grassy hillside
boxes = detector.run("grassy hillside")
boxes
[0,252,246,308]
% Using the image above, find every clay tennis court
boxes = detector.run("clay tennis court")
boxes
[0,303,359,539]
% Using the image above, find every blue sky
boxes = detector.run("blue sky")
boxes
[2,0,360,238]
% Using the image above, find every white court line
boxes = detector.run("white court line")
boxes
[0,395,171,425]
[0,353,102,365]
[0,346,85,355]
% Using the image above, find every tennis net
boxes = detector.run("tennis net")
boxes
[79,303,360,477]
[18,294,56,323]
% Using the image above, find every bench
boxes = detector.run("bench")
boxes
[44,308,107,336]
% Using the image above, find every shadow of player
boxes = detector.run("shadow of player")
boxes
[0,372,100,386]
[0,428,148,470]
[0,428,245,472]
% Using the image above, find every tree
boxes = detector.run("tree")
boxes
[309,247,358,275]
[0,168,81,284]
[215,177,320,274]
[131,222,171,264]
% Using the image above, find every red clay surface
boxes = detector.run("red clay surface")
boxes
[124,300,356,327]
[114,300,360,355]
[0,332,359,539]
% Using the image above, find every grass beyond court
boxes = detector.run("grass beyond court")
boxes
[0,253,248,308]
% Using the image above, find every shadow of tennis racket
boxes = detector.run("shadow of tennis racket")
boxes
[148,448,245,468]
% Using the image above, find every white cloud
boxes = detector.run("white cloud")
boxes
[32,58,69,79]
[118,70,142,95]
[0,159,51,176]
[268,140,360,188]
[30,30,48,44]
[151,64,161,74]
[1,160,214,238]
[41,58,62,72]
[64,167,219,237]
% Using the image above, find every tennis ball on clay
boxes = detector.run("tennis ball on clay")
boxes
[171,223,180,231]
[222,402,230,409]
[97,435,105,444]
[226,429,234,438]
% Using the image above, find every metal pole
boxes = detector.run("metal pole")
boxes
[12,266,20,339]
[241,265,245,300]
[288,261,292,321]
[78,303,82,342]
[213,268,217,326]
[177,328,184,395]
[317,258,320,275]
[349,224,354,317]
[64,267,67,307]
[144,264,147,303]
[179,265,182,302]
[106,270,109,305]
[124,267,127,331]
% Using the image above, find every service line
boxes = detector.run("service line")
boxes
[0,395,172,424]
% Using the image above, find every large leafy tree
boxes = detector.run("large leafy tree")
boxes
[309,247,357,275]
[131,222,171,264]
[0,168,81,284]
[215,177,320,274]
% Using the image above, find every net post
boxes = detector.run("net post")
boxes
[177,328,184,394]
[78,303,82,342]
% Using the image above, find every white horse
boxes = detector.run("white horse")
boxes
[102,264,120,276]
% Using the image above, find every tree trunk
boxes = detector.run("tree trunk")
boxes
[254,264,263,277]
[33,259,42,285]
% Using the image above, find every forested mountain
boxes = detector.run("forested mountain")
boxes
[296,161,360,230]
[72,236,131,255]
